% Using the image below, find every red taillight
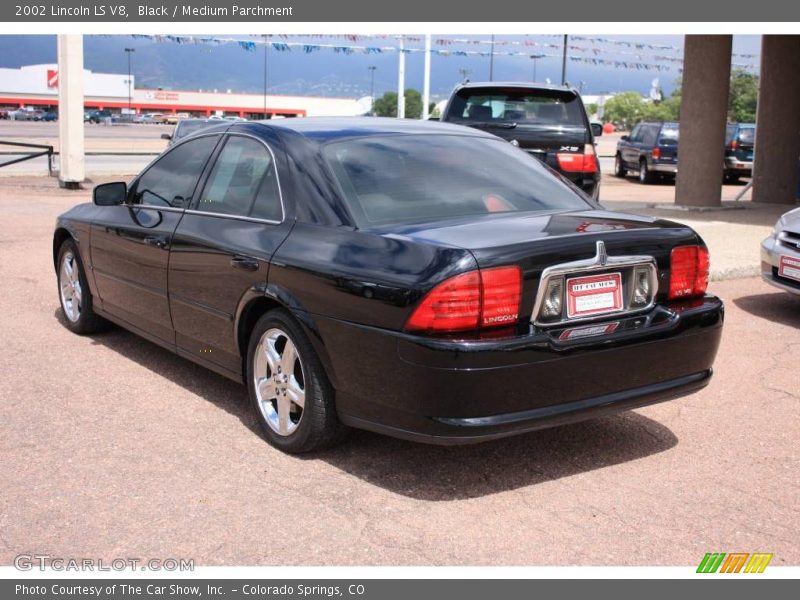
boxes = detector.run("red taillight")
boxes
[669,246,710,300]
[480,266,523,327]
[730,139,738,150]
[651,147,661,160]
[556,144,598,173]
[405,266,521,333]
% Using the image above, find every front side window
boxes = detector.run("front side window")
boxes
[197,136,282,221]
[323,134,591,227]
[133,135,219,207]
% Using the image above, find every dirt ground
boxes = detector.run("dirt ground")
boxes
[0,175,798,566]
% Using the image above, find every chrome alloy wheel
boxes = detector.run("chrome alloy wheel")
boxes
[253,328,306,436]
[59,251,83,323]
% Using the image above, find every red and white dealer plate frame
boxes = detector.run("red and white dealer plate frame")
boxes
[566,272,623,319]
[779,255,800,282]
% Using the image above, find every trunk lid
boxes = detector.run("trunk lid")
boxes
[382,209,702,324]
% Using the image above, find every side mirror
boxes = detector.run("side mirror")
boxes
[590,122,603,137]
[93,182,127,206]
[161,133,172,140]
[620,135,630,141]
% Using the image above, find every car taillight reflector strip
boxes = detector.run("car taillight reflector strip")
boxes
[405,266,521,333]
[556,144,598,173]
[669,245,710,300]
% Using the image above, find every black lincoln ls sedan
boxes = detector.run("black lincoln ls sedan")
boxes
[54,118,723,453]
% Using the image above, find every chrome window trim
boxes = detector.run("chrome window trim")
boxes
[531,240,659,328]
[128,130,286,226]
[122,204,282,227]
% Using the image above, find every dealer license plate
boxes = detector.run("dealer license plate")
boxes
[779,255,800,282]
[566,272,623,319]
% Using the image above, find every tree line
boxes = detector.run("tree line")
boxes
[602,69,758,129]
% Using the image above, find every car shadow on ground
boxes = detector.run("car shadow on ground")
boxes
[733,291,800,328]
[58,309,680,501]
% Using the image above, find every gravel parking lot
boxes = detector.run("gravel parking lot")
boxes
[0,175,798,566]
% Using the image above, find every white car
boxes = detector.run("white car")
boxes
[761,207,800,295]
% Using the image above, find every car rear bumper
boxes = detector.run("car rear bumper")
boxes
[311,296,724,445]
[761,234,800,295]
[724,157,753,174]
[650,162,678,174]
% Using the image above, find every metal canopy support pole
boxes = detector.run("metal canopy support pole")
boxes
[57,34,85,188]
[561,35,568,85]
[422,34,431,120]
[397,35,406,119]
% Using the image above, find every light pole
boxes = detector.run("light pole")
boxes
[124,47,135,113]
[262,35,268,118]
[530,55,538,82]
[368,65,376,116]
[561,34,568,85]
[489,34,495,81]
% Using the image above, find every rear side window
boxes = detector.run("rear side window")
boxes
[133,135,219,207]
[323,134,591,227]
[197,135,282,221]
[447,87,586,127]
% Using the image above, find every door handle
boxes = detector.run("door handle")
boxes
[230,255,259,271]
[143,235,168,249]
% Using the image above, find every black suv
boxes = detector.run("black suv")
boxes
[440,82,601,200]
[724,122,755,182]
[615,121,679,184]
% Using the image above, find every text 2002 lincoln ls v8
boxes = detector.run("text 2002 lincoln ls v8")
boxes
[53,118,723,453]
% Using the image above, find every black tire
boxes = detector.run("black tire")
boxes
[724,172,740,184]
[614,153,627,177]
[639,159,654,184]
[246,308,347,453]
[57,239,107,335]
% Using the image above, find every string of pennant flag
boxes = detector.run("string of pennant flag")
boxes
[252,33,759,60]
[124,34,757,73]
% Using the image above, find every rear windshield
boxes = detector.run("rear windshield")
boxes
[176,121,213,139]
[738,127,755,144]
[658,125,679,146]
[323,134,591,227]
[447,87,586,127]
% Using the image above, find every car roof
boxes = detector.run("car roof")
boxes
[640,121,679,127]
[251,116,499,143]
[454,81,578,94]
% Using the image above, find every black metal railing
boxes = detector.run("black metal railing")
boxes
[0,140,54,175]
